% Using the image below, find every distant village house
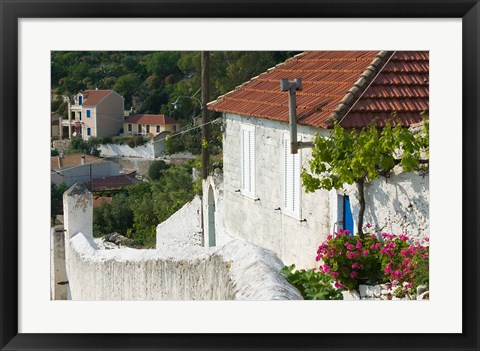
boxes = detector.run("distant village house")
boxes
[123,114,180,137]
[67,89,124,140]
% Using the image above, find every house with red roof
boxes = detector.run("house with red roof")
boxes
[206,51,429,268]
[123,114,181,137]
[69,89,124,140]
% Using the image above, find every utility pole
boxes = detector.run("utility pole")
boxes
[201,51,210,179]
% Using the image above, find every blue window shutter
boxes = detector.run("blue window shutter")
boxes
[87,127,91,136]
[343,195,354,235]
[79,96,83,105]
[86,110,91,118]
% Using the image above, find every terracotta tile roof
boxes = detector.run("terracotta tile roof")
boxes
[51,154,103,170]
[124,114,178,125]
[341,51,429,128]
[93,196,112,208]
[81,90,114,106]
[208,51,429,128]
[91,174,140,192]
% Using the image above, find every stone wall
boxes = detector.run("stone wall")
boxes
[156,196,203,249]
[50,226,68,300]
[222,114,330,269]
[60,183,302,301]
[347,169,429,241]
[201,171,234,248]
[221,113,429,269]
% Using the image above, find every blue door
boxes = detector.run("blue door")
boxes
[343,195,354,235]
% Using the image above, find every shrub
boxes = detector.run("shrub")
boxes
[316,227,429,295]
[148,160,170,180]
[280,264,343,300]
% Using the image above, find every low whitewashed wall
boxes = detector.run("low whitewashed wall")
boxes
[156,196,203,249]
[62,183,302,301]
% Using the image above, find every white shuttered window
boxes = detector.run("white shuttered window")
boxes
[240,125,256,198]
[284,134,301,219]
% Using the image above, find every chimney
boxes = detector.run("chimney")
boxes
[81,155,86,165]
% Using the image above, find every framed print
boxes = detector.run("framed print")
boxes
[1,0,479,350]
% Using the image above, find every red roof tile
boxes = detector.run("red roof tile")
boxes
[124,114,178,125]
[82,90,114,106]
[93,196,112,208]
[342,51,429,128]
[208,51,429,128]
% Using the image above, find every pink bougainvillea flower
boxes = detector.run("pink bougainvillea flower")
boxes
[352,262,359,269]
[334,282,344,289]
[362,250,369,256]
[331,271,339,278]
[346,251,357,259]
[366,223,372,228]
[327,234,333,240]
[344,242,355,250]
[370,234,377,239]
[424,237,430,242]
[422,253,428,259]
[398,234,409,241]
[323,264,331,273]
[350,271,358,279]
[406,283,413,289]
[356,241,363,249]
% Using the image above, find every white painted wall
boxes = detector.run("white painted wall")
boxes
[346,167,429,240]
[221,113,430,269]
[99,140,165,160]
[156,196,203,249]
[222,113,330,269]
[52,161,121,187]
[201,171,234,248]
[61,183,302,301]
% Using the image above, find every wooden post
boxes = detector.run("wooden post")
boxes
[201,51,210,179]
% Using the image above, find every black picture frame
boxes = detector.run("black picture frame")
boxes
[1,1,478,350]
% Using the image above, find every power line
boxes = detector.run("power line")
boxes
[51,118,222,175]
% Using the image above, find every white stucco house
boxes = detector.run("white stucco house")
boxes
[205,51,430,269]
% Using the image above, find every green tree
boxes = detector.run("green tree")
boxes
[51,182,68,221]
[113,73,141,107]
[302,119,429,238]
[148,160,171,180]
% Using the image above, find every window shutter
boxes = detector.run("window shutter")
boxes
[292,151,300,213]
[248,129,255,196]
[284,133,301,219]
[241,128,247,193]
[241,125,255,198]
